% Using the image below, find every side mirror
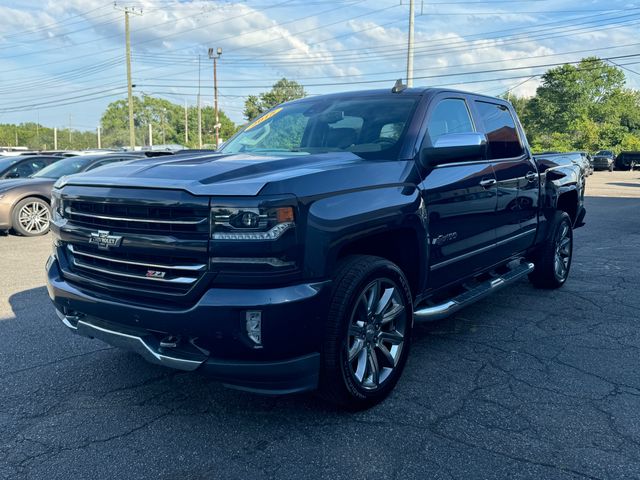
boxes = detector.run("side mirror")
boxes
[6,171,20,178]
[420,132,487,166]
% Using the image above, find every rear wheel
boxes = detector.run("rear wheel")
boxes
[528,211,573,289]
[12,197,51,237]
[319,255,412,410]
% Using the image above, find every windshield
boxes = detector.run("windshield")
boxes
[596,150,613,156]
[221,96,419,160]
[31,157,91,179]
[0,157,18,172]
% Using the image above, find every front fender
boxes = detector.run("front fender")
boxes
[302,184,426,280]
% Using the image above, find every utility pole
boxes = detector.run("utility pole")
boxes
[14,127,18,147]
[197,54,203,148]
[184,99,189,145]
[406,0,415,87]
[36,111,40,149]
[116,5,142,151]
[54,127,58,150]
[97,126,102,149]
[208,47,222,147]
[148,123,153,148]
[68,114,72,146]
[161,108,166,144]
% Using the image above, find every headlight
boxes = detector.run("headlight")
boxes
[50,191,64,222]
[53,177,66,189]
[211,205,295,241]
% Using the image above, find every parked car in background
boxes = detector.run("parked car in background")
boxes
[615,151,640,171]
[0,153,156,236]
[592,150,615,172]
[0,155,61,180]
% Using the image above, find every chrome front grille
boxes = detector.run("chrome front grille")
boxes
[63,200,210,236]
[59,190,211,298]
[66,245,206,294]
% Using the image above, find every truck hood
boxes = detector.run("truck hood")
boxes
[56,152,369,196]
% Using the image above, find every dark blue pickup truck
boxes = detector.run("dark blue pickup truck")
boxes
[47,87,586,409]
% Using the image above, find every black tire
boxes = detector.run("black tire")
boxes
[528,211,573,289]
[319,255,413,410]
[11,197,51,237]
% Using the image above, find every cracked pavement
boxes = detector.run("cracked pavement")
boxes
[0,171,639,479]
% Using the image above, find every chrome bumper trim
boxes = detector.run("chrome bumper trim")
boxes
[56,310,205,371]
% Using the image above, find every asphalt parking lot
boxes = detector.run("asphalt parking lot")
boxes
[1,171,639,480]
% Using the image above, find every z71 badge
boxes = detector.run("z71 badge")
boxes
[145,270,166,279]
[88,230,123,250]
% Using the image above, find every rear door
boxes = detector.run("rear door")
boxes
[419,95,498,289]
[471,99,538,256]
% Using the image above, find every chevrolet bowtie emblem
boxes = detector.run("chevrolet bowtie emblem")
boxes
[89,230,123,250]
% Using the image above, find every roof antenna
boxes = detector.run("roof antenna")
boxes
[392,78,407,93]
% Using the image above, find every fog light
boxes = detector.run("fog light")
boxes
[245,311,262,346]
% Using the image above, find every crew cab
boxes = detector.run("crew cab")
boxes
[46,87,586,409]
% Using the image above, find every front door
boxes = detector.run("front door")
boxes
[419,96,498,289]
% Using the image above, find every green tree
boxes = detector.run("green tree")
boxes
[243,78,306,121]
[514,57,640,152]
[100,95,237,148]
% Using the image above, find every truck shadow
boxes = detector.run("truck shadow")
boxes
[4,284,457,417]
[606,182,640,188]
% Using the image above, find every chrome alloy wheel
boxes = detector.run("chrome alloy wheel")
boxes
[18,201,50,235]
[554,221,572,281]
[346,278,408,390]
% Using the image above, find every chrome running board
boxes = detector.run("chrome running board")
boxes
[414,261,534,322]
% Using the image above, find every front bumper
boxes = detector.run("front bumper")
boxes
[47,256,328,394]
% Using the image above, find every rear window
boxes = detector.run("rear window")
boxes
[475,101,523,159]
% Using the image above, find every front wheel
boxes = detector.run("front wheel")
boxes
[319,255,413,410]
[12,197,51,236]
[528,211,573,289]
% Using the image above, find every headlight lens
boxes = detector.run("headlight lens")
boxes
[211,206,295,241]
[50,191,64,222]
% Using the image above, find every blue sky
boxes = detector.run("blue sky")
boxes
[1,0,640,131]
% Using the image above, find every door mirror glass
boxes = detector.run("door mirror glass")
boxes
[421,132,487,166]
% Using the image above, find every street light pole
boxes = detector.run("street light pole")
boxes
[208,47,222,148]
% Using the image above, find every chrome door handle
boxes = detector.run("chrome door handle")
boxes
[525,171,537,182]
[479,178,497,188]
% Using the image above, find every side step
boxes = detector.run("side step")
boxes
[413,261,534,322]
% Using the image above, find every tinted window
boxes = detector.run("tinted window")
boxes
[426,98,474,146]
[86,158,129,171]
[475,101,523,159]
[31,157,93,179]
[0,157,18,173]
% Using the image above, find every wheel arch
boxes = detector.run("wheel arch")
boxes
[332,227,425,298]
